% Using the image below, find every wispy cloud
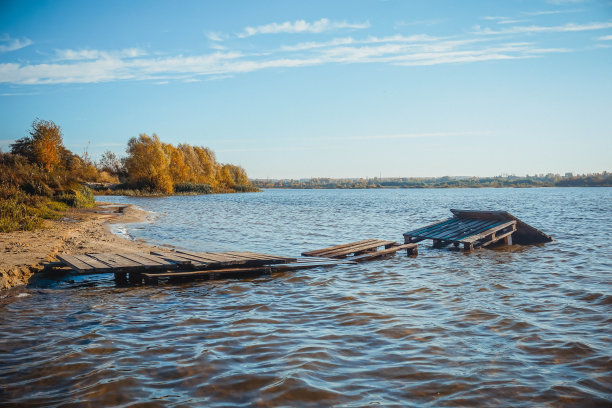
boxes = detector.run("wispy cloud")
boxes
[522,9,584,16]
[237,18,370,38]
[474,21,612,35]
[55,48,147,60]
[598,35,612,41]
[0,34,32,52]
[547,0,585,4]
[0,16,606,85]
[483,16,528,25]
[206,32,224,42]
[394,19,446,28]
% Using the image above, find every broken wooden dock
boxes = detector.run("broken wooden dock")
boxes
[302,239,417,260]
[403,209,552,251]
[51,249,354,284]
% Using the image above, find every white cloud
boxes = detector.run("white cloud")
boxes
[206,32,224,42]
[598,35,612,40]
[237,18,370,38]
[56,48,147,60]
[0,34,32,52]
[522,9,584,16]
[475,21,612,35]
[0,17,599,85]
[547,0,585,4]
[483,16,527,25]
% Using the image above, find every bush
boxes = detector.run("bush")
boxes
[233,184,261,193]
[56,185,95,208]
[0,198,42,232]
[174,182,212,194]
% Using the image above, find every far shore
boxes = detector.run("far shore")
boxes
[0,202,164,291]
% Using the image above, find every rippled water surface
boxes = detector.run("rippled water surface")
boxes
[2,188,611,407]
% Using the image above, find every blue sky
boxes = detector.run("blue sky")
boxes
[1,0,611,178]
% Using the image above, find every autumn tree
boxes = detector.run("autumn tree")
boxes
[10,119,65,171]
[98,150,124,177]
[124,133,173,193]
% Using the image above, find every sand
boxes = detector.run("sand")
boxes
[0,203,164,290]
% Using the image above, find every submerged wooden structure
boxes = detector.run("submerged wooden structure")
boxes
[302,239,417,260]
[403,209,553,251]
[50,250,354,284]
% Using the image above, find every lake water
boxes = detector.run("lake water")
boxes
[1,188,611,407]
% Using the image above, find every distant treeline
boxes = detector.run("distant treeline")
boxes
[252,173,612,189]
[1,119,257,232]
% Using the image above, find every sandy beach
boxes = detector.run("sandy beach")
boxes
[0,203,160,290]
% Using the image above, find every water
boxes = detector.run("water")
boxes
[1,188,611,407]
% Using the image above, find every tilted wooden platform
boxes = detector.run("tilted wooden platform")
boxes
[404,209,552,251]
[302,239,418,260]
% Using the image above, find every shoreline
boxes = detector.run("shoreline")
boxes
[0,202,162,290]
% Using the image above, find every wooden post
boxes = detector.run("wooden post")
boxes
[114,272,127,285]
[128,272,142,285]
[504,234,513,245]
[463,242,473,251]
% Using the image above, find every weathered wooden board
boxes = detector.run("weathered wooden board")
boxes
[150,251,206,266]
[142,266,272,280]
[347,243,418,262]
[56,254,97,273]
[301,239,379,257]
[303,240,416,260]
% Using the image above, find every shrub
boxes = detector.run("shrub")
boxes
[56,185,95,208]
[173,182,212,194]
[0,198,42,232]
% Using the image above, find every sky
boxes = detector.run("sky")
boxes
[0,0,611,179]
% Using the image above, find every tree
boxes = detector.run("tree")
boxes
[124,133,173,193]
[10,119,65,171]
[98,150,124,176]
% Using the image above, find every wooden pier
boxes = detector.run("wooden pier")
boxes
[302,239,418,260]
[404,209,552,251]
[52,250,354,284]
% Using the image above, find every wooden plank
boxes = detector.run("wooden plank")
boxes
[449,220,505,241]
[436,219,500,241]
[87,253,142,270]
[56,254,96,272]
[422,218,490,241]
[301,239,379,257]
[73,254,114,271]
[117,253,176,269]
[415,218,468,240]
[137,253,176,266]
[225,251,295,262]
[271,262,351,272]
[142,266,271,279]
[315,240,395,258]
[151,251,205,266]
[462,221,517,243]
[347,243,418,262]
[405,218,456,236]
[480,227,516,248]
[199,251,293,265]
[294,257,356,264]
[174,250,249,264]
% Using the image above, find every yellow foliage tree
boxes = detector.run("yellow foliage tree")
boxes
[10,119,64,171]
[125,134,173,193]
